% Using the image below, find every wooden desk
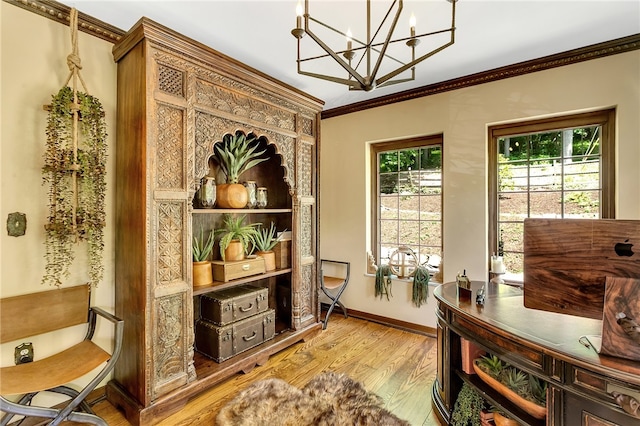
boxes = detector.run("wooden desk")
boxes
[432,281,640,425]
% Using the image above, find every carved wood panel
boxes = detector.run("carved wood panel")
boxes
[156,104,185,190]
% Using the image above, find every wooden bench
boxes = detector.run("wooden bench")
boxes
[0,284,123,426]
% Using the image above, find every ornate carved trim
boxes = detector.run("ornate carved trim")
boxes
[322,33,640,119]
[4,0,125,43]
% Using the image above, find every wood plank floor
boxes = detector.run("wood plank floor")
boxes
[91,314,445,425]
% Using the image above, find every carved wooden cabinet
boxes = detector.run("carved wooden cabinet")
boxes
[106,18,323,425]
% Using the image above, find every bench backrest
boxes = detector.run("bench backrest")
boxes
[0,284,90,343]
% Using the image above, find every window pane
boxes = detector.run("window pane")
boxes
[380,173,398,194]
[420,195,441,220]
[530,191,561,218]
[380,196,398,219]
[380,152,398,173]
[499,193,528,221]
[399,220,420,245]
[530,163,562,191]
[504,252,523,274]
[420,221,441,246]
[564,190,600,218]
[563,161,600,190]
[380,220,398,246]
[399,196,419,220]
[398,149,419,172]
[499,222,523,254]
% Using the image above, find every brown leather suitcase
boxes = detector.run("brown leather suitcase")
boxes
[195,309,275,362]
[198,285,268,326]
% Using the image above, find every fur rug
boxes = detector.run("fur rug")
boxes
[216,372,410,425]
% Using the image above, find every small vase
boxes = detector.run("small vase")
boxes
[243,181,257,208]
[193,261,213,287]
[256,250,276,271]
[224,240,245,262]
[256,187,268,208]
[197,176,216,208]
[493,412,520,426]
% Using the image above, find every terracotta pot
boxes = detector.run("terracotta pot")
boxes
[256,250,276,271]
[473,360,546,419]
[192,261,212,287]
[216,183,248,209]
[493,412,520,426]
[224,240,245,261]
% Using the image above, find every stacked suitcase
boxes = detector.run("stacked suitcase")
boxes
[195,285,275,362]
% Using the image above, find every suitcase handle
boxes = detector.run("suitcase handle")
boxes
[239,303,254,313]
[243,331,257,341]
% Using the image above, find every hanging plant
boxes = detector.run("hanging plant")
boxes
[375,264,393,301]
[42,86,107,287]
[412,264,430,307]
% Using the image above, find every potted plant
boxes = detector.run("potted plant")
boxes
[214,132,268,208]
[218,214,260,261]
[451,382,485,426]
[252,222,285,271]
[473,354,547,419]
[193,227,215,287]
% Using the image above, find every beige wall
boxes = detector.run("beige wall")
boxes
[1,2,117,396]
[320,51,640,328]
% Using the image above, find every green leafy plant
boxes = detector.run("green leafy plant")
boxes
[503,368,529,395]
[476,354,505,378]
[529,374,548,406]
[214,132,268,184]
[451,382,485,426]
[42,86,107,287]
[218,214,260,260]
[193,228,215,262]
[252,222,284,252]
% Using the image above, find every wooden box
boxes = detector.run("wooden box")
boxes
[199,285,268,326]
[211,257,266,282]
[274,240,291,269]
[195,309,276,362]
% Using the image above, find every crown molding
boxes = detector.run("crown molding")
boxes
[4,0,125,43]
[322,33,640,119]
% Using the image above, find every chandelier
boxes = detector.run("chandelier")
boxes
[291,0,457,92]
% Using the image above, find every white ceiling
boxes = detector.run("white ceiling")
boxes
[58,0,640,110]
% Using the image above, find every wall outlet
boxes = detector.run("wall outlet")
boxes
[14,342,34,364]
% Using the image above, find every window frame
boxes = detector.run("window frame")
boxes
[488,109,616,276]
[371,134,444,267]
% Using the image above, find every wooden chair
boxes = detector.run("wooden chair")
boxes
[0,284,123,426]
[320,259,350,329]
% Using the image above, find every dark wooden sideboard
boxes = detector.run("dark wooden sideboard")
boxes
[433,281,640,426]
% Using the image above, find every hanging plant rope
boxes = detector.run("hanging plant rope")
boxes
[42,8,107,287]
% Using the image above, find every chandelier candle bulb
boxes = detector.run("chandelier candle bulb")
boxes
[410,13,416,37]
[295,1,302,29]
[346,29,353,51]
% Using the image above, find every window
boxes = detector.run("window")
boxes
[489,109,615,279]
[372,135,443,275]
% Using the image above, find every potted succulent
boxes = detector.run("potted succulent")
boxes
[214,132,268,208]
[193,227,215,287]
[473,354,547,419]
[252,222,285,271]
[218,214,260,261]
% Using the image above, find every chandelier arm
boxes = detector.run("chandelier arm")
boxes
[369,0,403,85]
[303,27,367,87]
[375,36,455,87]
[297,69,365,89]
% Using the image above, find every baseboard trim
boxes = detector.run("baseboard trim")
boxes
[321,303,436,338]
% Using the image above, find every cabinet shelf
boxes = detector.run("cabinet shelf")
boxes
[192,268,292,296]
[193,208,292,214]
[457,369,546,426]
